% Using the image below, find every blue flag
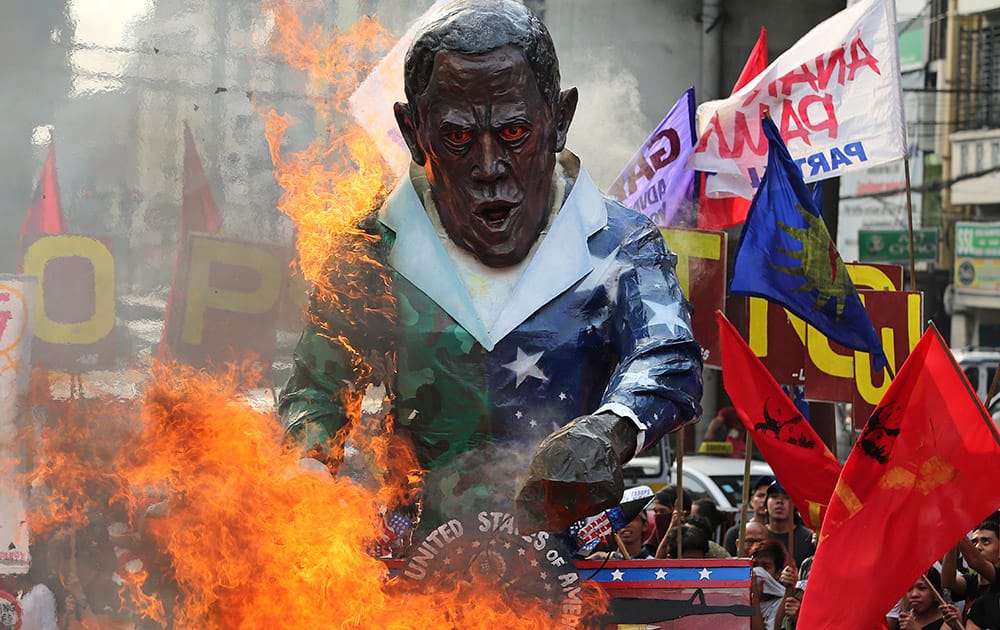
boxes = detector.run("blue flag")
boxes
[608,87,697,227]
[731,117,888,371]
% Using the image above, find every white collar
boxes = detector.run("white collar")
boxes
[378,152,608,350]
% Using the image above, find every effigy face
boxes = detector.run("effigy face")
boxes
[408,46,558,268]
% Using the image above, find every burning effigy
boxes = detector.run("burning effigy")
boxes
[13,0,708,627]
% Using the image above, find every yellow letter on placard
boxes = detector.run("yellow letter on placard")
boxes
[181,238,282,346]
[660,229,722,299]
[855,327,895,405]
[23,235,115,345]
[847,265,896,291]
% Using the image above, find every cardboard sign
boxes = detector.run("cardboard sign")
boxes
[660,228,726,367]
[162,234,288,368]
[20,235,117,370]
[849,290,923,427]
[0,275,36,574]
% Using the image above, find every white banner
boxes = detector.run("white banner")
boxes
[0,275,36,574]
[349,0,454,177]
[687,0,906,199]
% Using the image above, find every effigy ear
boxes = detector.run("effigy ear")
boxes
[393,101,426,166]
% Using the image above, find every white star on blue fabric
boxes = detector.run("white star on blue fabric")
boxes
[643,299,691,338]
[698,567,712,580]
[611,569,625,581]
[503,348,548,388]
[654,568,667,580]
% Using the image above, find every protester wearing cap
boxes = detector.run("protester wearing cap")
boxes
[724,474,774,556]
[765,479,816,569]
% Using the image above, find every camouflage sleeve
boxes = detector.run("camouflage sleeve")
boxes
[601,217,704,450]
[278,310,354,458]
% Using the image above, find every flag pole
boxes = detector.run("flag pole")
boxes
[787,512,796,572]
[903,157,918,292]
[613,532,632,560]
[675,425,685,559]
[986,359,1000,410]
[737,434,754,557]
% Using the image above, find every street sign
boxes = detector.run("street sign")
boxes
[858,228,938,263]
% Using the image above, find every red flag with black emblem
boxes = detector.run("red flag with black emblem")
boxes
[717,312,840,530]
[797,325,1000,630]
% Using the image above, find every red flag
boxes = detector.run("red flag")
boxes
[181,122,222,235]
[797,325,1000,629]
[18,141,66,272]
[717,312,840,530]
[160,124,223,358]
[696,27,767,231]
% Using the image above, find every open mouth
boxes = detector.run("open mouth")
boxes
[474,204,515,230]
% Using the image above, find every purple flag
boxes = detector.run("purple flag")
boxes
[608,87,697,228]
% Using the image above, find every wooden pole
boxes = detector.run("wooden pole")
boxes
[613,533,631,560]
[675,426,685,559]
[903,156,918,292]
[737,435,754,557]
[787,513,796,572]
[987,359,1000,409]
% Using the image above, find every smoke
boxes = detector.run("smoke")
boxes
[563,48,652,190]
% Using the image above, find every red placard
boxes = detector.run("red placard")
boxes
[20,234,117,370]
[661,228,727,367]
[161,234,289,369]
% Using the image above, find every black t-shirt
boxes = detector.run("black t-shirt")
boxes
[723,523,739,556]
[767,525,816,569]
[969,592,1000,629]
[962,571,1000,617]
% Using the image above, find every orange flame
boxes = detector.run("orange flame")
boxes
[21,2,609,627]
[28,364,605,627]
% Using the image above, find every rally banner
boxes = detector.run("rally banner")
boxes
[608,88,697,227]
[349,0,454,176]
[0,275,37,574]
[160,234,289,369]
[687,0,906,199]
[661,228,726,367]
[21,234,117,370]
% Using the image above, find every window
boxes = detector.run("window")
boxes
[966,368,981,397]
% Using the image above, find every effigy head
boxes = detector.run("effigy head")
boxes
[394,0,578,267]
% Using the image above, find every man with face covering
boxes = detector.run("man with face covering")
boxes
[279,0,703,535]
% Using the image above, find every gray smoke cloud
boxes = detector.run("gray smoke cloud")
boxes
[564,49,652,191]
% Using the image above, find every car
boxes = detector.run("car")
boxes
[951,347,1000,418]
[623,442,773,514]
[673,455,774,514]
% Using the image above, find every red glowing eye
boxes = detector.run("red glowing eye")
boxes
[499,125,528,141]
[445,130,472,145]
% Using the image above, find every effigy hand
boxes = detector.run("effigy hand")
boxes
[514,412,638,533]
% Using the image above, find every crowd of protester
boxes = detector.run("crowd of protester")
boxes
[585,473,1000,630]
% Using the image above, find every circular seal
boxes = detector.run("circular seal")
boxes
[958,260,976,286]
[0,590,21,630]
[398,511,583,627]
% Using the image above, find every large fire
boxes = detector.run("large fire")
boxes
[30,363,604,627]
[20,1,608,628]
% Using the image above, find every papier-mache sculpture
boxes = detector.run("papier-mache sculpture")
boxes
[279,0,703,536]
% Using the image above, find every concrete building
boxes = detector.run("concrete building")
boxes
[936,0,1000,346]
